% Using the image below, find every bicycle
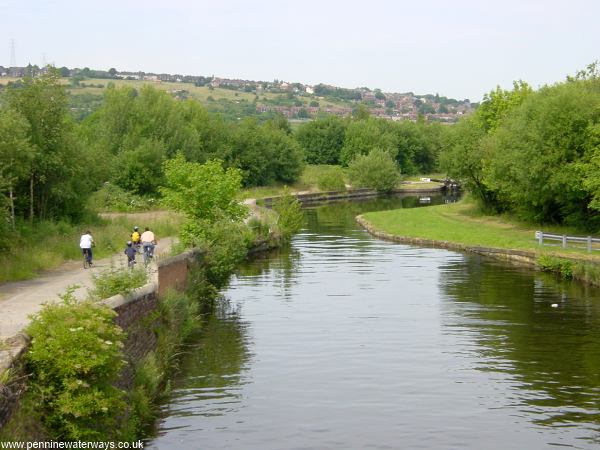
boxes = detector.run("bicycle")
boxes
[82,248,92,269]
[142,243,155,265]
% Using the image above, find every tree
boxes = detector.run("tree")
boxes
[477,80,532,132]
[340,118,396,166]
[352,104,371,121]
[112,138,166,195]
[296,115,347,164]
[439,116,493,206]
[485,80,600,226]
[160,154,246,225]
[7,68,84,220]
[108,68,117,78]
[0,109,34,229]
[348,148,401,192]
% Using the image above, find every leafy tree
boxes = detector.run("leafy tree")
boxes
[439,116,493,206]
[7,69,87,220]
[273,188,304,241]
[108,68,117,77]
[263,123,305,183]
[297,107,310,118]
[296,115,347,164]
[477,80,532,132]
[340,118,396,166]
[348,147,401,192]
[485,80,600,226]
[112,138,166,195]
[160,153,246,225]
[418,103,436,115]
[0,109,34,229]
[352,104,371,121]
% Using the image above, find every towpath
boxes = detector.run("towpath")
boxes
[0,237,174,342]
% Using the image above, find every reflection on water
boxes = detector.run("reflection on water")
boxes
[149,194,600,450]
[439,257,600,434]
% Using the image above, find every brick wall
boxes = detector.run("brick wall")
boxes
[0,248,204,429]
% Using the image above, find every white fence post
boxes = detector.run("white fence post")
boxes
[588,236,593,253]
[562,235,567,249]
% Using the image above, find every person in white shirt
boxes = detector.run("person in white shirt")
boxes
[79,230,95,266]
[140,227,157,264]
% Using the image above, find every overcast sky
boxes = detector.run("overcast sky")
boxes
[2,0,598,101]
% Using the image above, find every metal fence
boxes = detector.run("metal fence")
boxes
[535,231,600,252]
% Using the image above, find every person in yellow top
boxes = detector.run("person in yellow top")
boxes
[140,227,157,264]
[131,226,141,251]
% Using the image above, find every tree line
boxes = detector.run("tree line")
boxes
[0,69,448,238]
[441,63,600,230]
[4,63,598,250]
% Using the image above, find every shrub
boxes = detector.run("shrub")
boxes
[26,287,128,440]
[272,189,304,242]
[316,166,346,192]
[89,267,148,300]
[182,218,250,289]
[89,183,157,212]
[247,217,271,242]
[537,255,574,279]
[347,147,401,192]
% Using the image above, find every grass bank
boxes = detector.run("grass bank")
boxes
[359,199,600,284]
[0,212,182,284]
[360,200,600,258]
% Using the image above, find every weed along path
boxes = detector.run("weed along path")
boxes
[0,237,175,342]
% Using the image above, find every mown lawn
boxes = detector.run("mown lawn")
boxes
[361,199,600,261]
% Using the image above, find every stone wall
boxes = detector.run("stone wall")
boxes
[261,186,445,207]
[355,214,539,268]
[0,249,203,429]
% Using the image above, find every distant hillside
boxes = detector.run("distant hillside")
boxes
[0,64,476,122]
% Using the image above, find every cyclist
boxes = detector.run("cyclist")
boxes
[80,230,95,267]
[131,226,142,252]
[140,227,157,264]
[124,241,137,268]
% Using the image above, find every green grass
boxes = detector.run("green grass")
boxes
[0,212,183,284]
[239,165,347,199]
[361,199,600,261]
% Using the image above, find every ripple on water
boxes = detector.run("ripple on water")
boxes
[148,199,600,450]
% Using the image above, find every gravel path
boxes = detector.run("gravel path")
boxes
[0,237,174,341]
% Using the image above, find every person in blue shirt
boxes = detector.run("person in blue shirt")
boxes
[124,241,137,267]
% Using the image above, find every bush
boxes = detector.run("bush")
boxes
[89,267,149,300]
[26,288,128,440]
[247,217,271,242]
[182,218,250,289]
[537,255,574,279]
[272,189,304,242]
[316,166,346,192]
[89,183,157,212]
[347,147,401,192]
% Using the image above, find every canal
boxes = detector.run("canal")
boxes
[149,194,600,449]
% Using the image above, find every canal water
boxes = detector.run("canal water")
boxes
[148,194,600,449]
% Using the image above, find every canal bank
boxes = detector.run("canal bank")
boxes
[0,248,203,437]
[356,201,600,286]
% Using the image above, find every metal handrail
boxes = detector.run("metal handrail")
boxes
[535,231,600,252]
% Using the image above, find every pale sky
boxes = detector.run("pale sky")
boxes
[2,0,598,101]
